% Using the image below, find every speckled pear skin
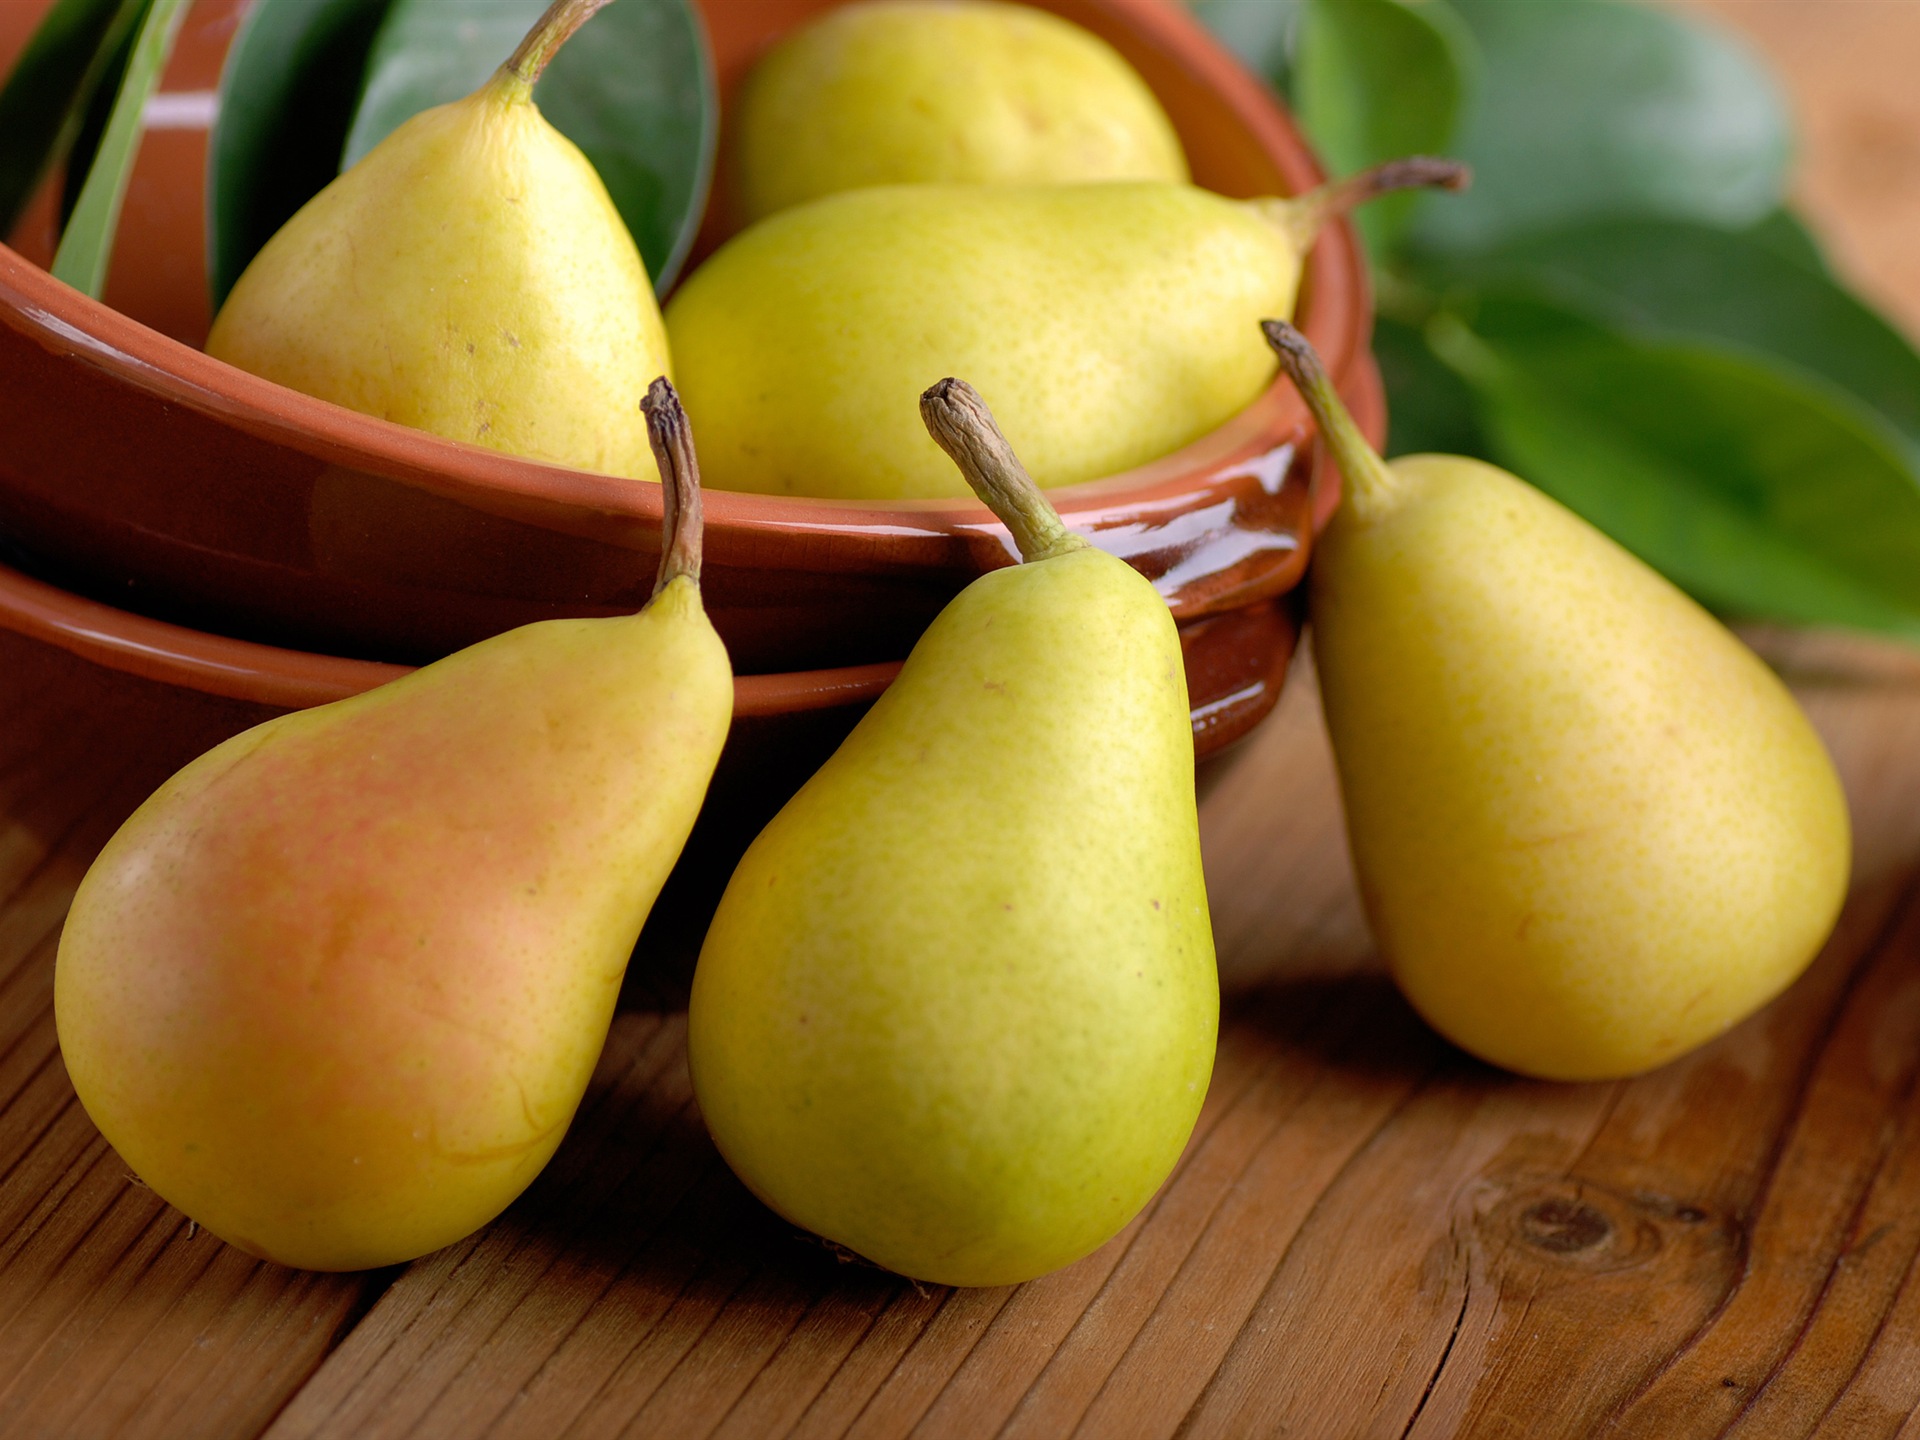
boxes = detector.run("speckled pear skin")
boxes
[688,546,1217,1288]
[663,183,1296,498]
[1313,453,1852,1080]
[54,580,732,1270]
[732,0,1188,224]
[207,82,671,482]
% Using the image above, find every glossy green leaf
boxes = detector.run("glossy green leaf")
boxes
[207,0,390,309]
[341,0,716,294]
[0,0,146,237]
[1293,0,1474,256]
[1740,207,1829,276]
[51,0,190,296]
[1438,298,1920,640]
[1411,0,1790,255]
[1420,218,1920,464]
[1373,314,1486,459]
[1187,0,1301,89]
[58,0,146,228]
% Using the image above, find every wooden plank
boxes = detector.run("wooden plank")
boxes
[3,1,1920,1415]
[2,623,1919,1437]
[196,641,1919,1440]
[0,638,387,1440]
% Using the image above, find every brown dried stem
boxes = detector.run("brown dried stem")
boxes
[919,379,1086,564]
[1270,156,1472,251]
[503,0,617,90]
[1260,320,1400,521]
[642,377,705,595]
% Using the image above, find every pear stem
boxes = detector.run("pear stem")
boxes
[920,379,1088,564]
[642,377,704,596]
[1263,156,1471,253]
[1260,320,1402,523]
[497,0,617,97]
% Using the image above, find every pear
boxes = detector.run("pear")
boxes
[731,0,1189,225]
[1265,320,1852,1081]
[665,159,1464,499]
[206,0,672,482]
[53,380,731,1270]
[688,379,1218,1288]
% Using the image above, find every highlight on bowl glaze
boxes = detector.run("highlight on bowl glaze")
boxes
[0,549,1299,754]
[0,0,1378,686]
[0,544,1304,959]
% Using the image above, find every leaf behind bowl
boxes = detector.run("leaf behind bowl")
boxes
[340,0,716,295]
[53,0,192,297]
[1421,218,1920,466]
[1292,0,1474,258]
[0,0,145,238]
[207,0,391,311]
[1440,296,1920,642]
[1411,0,1790,255]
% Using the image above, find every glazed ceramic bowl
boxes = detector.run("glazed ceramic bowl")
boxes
[0,0,1375,701]
[0,549,1302,948]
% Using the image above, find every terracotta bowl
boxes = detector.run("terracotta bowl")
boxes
[0,547,1303,953]
[0,0,1376,703]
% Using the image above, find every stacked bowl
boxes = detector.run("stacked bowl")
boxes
[0,0,1383,911]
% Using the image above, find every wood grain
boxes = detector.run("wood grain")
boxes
[0,641,385,1440]
[6,2,1920,1435]
[3,622,1920,1438]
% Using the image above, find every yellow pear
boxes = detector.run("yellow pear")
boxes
[665,160,1463,499]
[54,381,731,1270]
[1266,320,1851,1081]
[206,0,672,481]
[731,0,1189,225]
[688,380,1217,1287]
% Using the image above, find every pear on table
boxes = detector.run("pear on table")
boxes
[206,0,673,481]
[732,0,1190,224]
[54,380,733,1270]
[666,158,1466,499]
[687,379,1218,1287]
[1265,320,1851,1081]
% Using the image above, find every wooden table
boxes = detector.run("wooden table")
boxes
[4,619,1920,1440]
[9,3,1920,1436]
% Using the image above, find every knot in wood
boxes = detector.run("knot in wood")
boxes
[1476,1178,1669,1275]
[1518,1197,1611,1254]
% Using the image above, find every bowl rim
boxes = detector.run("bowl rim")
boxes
[0,0,1367,546]
[0,551,904,714]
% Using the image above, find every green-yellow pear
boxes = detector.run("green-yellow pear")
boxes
[731,0,1189,225]
[206,0,672,481]
[1265,320,1851,1081]
[688,379,1217,1287]
[54,381,731,1270]
[665,160,1464,500]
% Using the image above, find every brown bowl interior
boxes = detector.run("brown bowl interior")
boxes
[0,0,1373,679]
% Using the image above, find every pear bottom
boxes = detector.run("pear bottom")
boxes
[1314,456,1852,1081]
[690,1023,1204,1290]
[688,550,1217,1287]
[55,585,733,1270]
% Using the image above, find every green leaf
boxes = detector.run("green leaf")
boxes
[59,0,147,228]
[51,0,191,296]
[1373,313,1487,459]
[341,0,716,294]
[1411,0,1791,255]
[1292,0,1474,257]
[207,0,391,310]
[1187,0,1301,89]
[1739,207,1829,276]
[1419,218,1920,465]
[0,0,145,236]
[1438,298,1920,640]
